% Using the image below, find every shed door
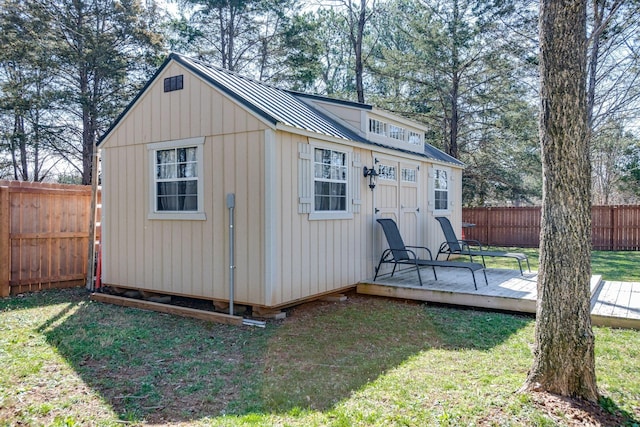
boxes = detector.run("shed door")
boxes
[399,162,421,244]
[374,156,422,245]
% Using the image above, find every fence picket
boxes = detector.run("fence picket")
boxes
[463,206,640,250]
[0,180,101,295]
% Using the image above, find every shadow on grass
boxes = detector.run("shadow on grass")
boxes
[260,295,533,413]
[0,287,88,313]
[599,396,640,425]
[39,293,272,424]
[29,290,637,425]
[29,290,532,423]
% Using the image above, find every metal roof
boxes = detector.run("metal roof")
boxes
[176,53,367,143]
[98,53,463,167]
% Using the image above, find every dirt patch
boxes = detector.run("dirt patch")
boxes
[531,391,632,426]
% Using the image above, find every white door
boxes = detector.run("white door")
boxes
[374,155,422,252]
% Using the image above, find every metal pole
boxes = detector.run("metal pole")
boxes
[226,193,235,316]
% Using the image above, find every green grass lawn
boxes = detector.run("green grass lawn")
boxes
[1,288,639,426]
[475,247,640,282]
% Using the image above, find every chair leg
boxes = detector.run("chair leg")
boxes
[526,258,531,272]
[391,263,398,277]
[517,259,523,275]
[373,258,385,281]
[482,269,488,286]
[413,262,423,286]
[469,267,478,290]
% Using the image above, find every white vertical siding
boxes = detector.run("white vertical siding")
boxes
[100,60,465,308]
[267,133,374,306]
[100,62,269,305]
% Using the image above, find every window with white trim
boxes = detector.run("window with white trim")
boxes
[148,137,205,220]
[433,168,449,210]
[314,148,347,211]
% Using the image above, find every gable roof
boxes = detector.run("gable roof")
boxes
[98,53,463,166]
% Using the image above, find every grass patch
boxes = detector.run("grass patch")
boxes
[1,288,639,426]
[474,247,640,282]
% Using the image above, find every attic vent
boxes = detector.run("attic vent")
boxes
[164,75,184,92]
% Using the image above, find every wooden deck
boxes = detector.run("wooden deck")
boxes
[357,267,640,330]
[590,280,640,329]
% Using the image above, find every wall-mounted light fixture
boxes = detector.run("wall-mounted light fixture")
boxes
[363,165,379,190]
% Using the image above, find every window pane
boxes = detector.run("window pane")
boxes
[330,182,346,196]
[157,149,175,164]
[184,163,197,178]
[330,196,346,210]
[157,196,177,211]
[179,180,198,196]
[177,148,187,162]
[435,170,448,190]
[179,195,197,211]
[157,165,177,179]
[184,147,197,162]
[157,182,177,196]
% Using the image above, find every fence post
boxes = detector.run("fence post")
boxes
[0,186,10,297]
[611,206,617,251]
[487,207,493,246]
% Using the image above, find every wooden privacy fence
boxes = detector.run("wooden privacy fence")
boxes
[462,206,640,250]
[0,180,100,297]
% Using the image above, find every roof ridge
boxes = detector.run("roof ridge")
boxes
[170,52,294,95]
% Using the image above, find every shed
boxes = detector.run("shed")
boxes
[97,53,464,311]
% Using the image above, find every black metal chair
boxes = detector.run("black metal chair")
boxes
[374,218,487,290]
[435,216,530,275]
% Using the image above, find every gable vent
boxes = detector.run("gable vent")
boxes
[164,75,184,92]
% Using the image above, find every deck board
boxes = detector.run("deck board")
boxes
[358,267,639,330]
[590,281,640,329]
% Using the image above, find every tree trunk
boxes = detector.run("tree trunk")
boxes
[448,0,460,159]
[354,0,366,103]
[14,114,28,181]
[522,0,598,401]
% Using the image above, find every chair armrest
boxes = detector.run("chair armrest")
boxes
[462,239,485,251]
[385,247,421,262]
[405,245,434,260]
[437,242,450,254]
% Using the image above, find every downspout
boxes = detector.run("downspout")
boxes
[226,192,266,328]
[226,193,235,316]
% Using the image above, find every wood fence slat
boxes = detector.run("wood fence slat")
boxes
[0,186,9,297]
[0,181,100,296]
[463,206,640,250]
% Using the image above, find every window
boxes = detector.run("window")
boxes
[388,124,405,141]
[314,148,347,212]
[148,137,205,220]
[369,119,386,136]
[402,168,417,183]
[378,164,397,181]
[408,131,423,146]
[163,75,184,92]
[434,168,449,210]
